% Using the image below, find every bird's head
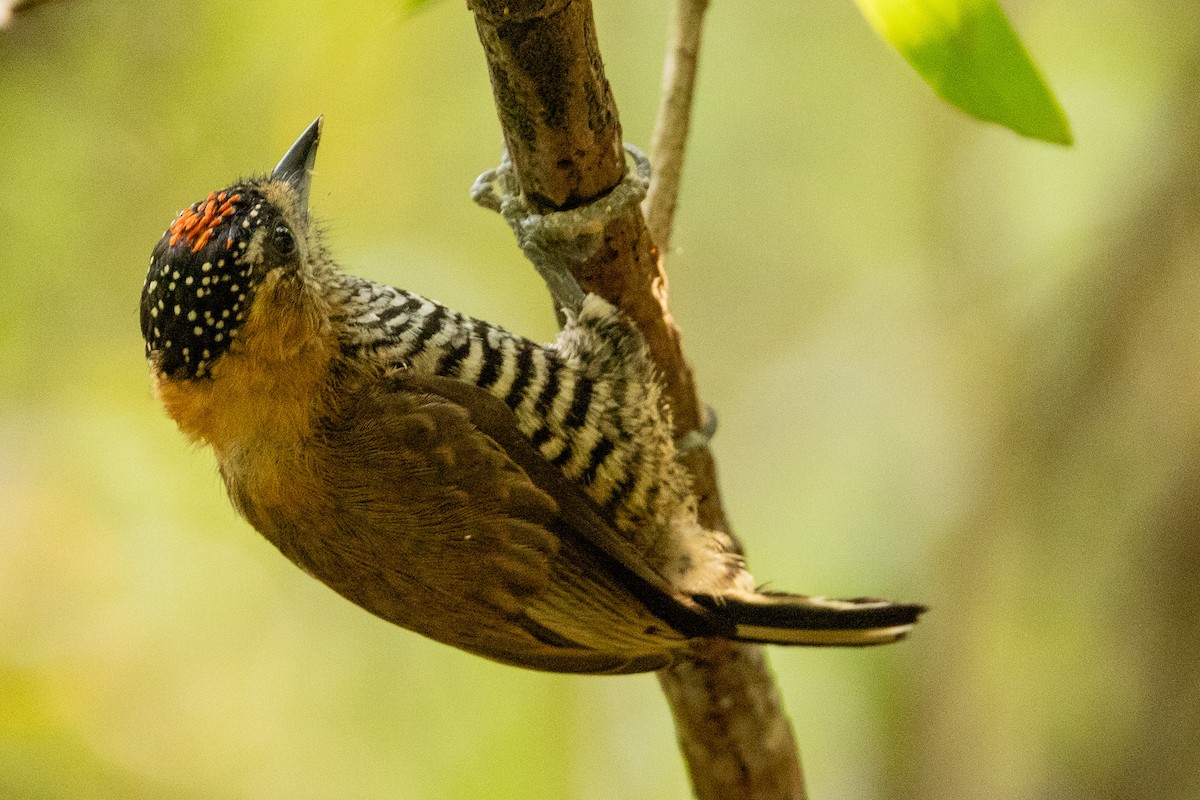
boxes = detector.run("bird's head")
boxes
[141,117,330,380]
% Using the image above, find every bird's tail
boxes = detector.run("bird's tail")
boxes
[696,591,926,646]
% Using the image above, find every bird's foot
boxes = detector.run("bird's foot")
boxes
[471,145,652,316]
[675,403,718,457]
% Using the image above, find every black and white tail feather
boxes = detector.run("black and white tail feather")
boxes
[699,591,925,647]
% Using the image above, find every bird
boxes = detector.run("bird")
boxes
[139,118,924,674]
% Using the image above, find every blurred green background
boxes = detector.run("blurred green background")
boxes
[2,1,1198,798]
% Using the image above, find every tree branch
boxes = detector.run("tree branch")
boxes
[467,1,805,797]
[644,0,709,254]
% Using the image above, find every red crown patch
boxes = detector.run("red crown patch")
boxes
[169,191,241,253]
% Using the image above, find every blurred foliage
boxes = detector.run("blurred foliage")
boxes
[1,1,1198,799]
[855,0,1073,144]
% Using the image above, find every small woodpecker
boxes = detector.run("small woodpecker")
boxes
[140,118,924,674]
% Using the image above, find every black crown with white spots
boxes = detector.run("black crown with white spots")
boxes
[141,184,293,379]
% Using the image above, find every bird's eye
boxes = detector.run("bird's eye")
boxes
[272,224,296,255]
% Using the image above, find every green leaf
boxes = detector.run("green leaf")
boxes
[855,0,1073,145]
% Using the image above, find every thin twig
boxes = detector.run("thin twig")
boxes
[644,2,807,797]
[644,0,710,254]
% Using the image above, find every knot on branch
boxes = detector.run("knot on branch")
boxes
[471,143,651,312]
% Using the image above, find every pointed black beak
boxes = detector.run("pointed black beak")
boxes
[272,116,323,216]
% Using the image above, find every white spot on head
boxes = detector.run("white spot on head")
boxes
[201,262,212,272]
[193,326,203,336]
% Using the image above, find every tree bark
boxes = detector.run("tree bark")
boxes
[467,1,805,797]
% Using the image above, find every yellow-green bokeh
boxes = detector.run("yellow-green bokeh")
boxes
[2,1,1198,798]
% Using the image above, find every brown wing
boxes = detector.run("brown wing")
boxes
[278,375,710,673]
[394,373,731,638]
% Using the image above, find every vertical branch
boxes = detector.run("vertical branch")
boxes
[659,640,806,799]
[468,0,704,436]
[467,1,806,798]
